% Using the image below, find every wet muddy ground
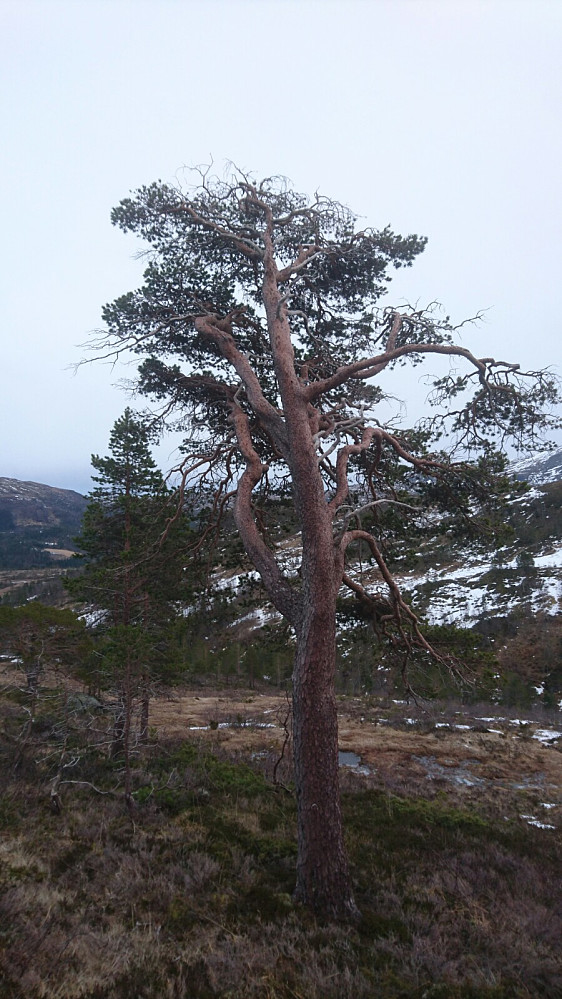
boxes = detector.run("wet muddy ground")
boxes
[150,690,562,830]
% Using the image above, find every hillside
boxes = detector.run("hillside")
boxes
[187,451,562,706]
[0,477,86,570]
[510,445,562,485]
[1,671,560,998]
[1,465,561,996]
[2,454,562,704]
[393,452,562,634]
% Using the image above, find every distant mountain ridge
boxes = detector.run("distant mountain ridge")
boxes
[0,477,86,568]
[0,478,86,526]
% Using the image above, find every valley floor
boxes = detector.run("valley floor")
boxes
[151,689,562,825]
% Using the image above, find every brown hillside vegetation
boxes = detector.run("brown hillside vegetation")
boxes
[1,678,561,998]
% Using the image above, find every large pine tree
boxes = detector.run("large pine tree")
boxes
[92,169,560,917]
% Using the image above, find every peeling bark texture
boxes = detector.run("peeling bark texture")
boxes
[99,168,561,919]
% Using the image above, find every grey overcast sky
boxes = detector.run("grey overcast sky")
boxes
[1,0,561,493]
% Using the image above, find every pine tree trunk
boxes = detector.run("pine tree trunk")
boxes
[139,678,149,744]
[122,677,134,813]
[111,694,125,759]
[291,604,359,920]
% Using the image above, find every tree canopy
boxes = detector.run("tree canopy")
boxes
[68,409,193,768]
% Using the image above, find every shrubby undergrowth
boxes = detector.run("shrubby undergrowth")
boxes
[0,679,560,999]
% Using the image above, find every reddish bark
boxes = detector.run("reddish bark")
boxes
[225,206,360,917]
[170,192,509,916]
[291,597,358,918]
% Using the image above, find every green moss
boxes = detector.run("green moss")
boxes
[134,745,271,817]
[345,791,495,885]
[346,791,488,841]
[150,742,268,796]
[152,741,198,771]
[202,756,269,795]
[132,785,196,815]
[203,810,296,867]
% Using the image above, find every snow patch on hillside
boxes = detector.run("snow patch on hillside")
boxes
[510,448,562,485]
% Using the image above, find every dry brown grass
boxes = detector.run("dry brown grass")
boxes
[1,682,561,998]
[150,689,562,812]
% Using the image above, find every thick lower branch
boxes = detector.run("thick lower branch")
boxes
[340,530,433,653]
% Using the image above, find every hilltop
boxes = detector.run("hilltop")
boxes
[0,477,86,570]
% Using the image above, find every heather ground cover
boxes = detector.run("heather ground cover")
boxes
[1,680,561,998]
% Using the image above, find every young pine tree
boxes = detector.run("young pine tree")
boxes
[69,409,190,779]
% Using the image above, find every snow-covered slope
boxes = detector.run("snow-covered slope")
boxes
[510,448,562,485]
[210,533,562,636]
[401,544,562,627]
